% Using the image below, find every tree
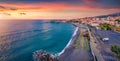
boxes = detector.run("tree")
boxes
[111,45,120,58]
[100,23,112,30]
[100,25,105,30]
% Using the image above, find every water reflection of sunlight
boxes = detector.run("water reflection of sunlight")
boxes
[0,14,2,18]
[0,21,10,36]
[0,21,12,61]
[40,23,52,40]
[41,23,52,32]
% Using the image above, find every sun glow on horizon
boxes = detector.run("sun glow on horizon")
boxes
[0,2,120,19]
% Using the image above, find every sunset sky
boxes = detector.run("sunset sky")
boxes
[0,0,120,19]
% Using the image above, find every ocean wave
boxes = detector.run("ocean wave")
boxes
[33,26,79,61]
[58,27,79,56]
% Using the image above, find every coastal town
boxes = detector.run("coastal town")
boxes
[34,13,120,61]
[0,0,120,61]
[64,13,120,61]
[62,13,120,61]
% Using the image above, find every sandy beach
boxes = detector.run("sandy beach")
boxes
[59,27,80,61]
[59,25,93,61]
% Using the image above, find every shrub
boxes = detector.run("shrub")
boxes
[100,23,112,30]
[111,45,120,58]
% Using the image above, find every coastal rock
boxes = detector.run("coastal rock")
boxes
[33,50,59,61]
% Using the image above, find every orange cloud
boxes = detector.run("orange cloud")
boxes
[0,2,106,12]
[1,2,120,12]
[0,2,119,19]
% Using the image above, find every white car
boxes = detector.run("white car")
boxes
[102,38,109,41]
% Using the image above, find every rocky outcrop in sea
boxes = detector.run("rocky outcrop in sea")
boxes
[33,50,59,61]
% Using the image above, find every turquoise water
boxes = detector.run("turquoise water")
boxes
[0,20,75,61]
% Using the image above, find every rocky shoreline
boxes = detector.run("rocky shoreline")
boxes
[33,50,59,61]
[33,25,80,61]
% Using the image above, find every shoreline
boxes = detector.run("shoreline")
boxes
[33,23,80,61]
[58,25,80,61]
[58,26,79,56]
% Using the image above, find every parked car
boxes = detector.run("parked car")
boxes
[102,37,109,41]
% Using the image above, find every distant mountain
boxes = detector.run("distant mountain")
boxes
[95,12,120,18]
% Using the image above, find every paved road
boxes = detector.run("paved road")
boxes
[91,28,118,61]
[93,28,120,45]
[59,26,93,61]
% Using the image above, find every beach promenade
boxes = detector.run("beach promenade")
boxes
[59,24,93,61]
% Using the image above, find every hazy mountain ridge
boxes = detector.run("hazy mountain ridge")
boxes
[95,12,120,18]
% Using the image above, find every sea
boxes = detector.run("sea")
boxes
[0,20,75,61]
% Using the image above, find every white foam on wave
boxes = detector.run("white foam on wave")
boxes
[58,27,79,56]
[33,26,79,59]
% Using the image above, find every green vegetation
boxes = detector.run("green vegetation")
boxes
[83,37,90,50]
[111,45,120,59]
[75,30,81,49]
[75,35,80,49]
[100,23,112,30]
